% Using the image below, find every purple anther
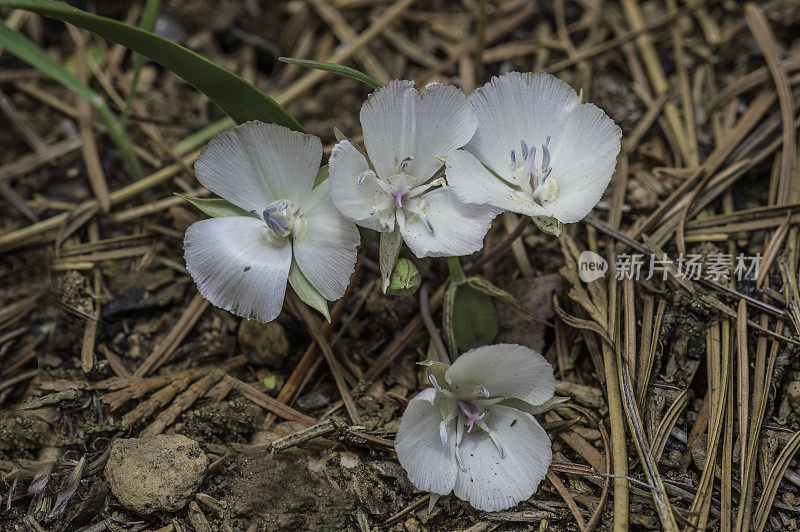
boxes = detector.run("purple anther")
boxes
[520,139,529,159]
[458,401,485,433]
[541,143,551,174]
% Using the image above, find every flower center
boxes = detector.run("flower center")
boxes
[252,200,301,241]
[510,137,559,205]
[458,401,485,433]
[358,155,442,234]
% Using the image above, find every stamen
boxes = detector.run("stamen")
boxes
[399,155,413,172]
[421,212,434,234]
[455,445,467,472]
[439,420,449,447]
[249,209,258,217]
[476,419,505,459]
[277,201,287,212]
[520,139,529,159]
[541,143,551,174]
[368,209,376,216]
[358,170,375,185]
[510,149,516,168]
[474,385,491,398]
[522,146,536,186]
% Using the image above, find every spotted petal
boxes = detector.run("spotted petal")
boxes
[543,103,622,223]
[466,72,580,180]
[445,149,549,217]
[195,121,322,213]
[394,388,459,496]
[399,188,498,258]
[293,180,360,301]
[445,344,555,406]
[453,405,552,512]
[329,139,395,231]
[184,216,292,323]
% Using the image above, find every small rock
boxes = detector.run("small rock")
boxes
[104,434,208,515]
[238,319,289,367]
[787,381,800,414]
[339,452,360,469]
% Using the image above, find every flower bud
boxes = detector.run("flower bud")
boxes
[386,258,421,296]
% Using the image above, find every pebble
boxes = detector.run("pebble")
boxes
[104,434,208,515]
[238,319,289,367]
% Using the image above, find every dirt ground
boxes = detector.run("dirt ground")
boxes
[3,0,800,530]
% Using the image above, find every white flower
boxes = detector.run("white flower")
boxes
[395,344,560,512]
[184,121,360,323]
[446,72,622,230]
[328,80,499,288]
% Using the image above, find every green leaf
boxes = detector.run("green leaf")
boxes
[0,21,141,176]
[452,285,498,351]
[279,57,381,89]
[314,164,329,188]
[288,260,331,322]
[124,0,161,121]
[175,194,250,218]
[1,0,303,131]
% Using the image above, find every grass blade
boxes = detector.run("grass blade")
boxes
[0,0,303,130]
[279,57,381,88]
[0,21,141,175]
[124,0,161,121]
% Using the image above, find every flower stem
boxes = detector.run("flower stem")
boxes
[447,256,467,285]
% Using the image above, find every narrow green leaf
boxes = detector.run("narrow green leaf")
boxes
[452,285,498,351]
[124,0,161,121]
[174,117,234,155]
[288,260,331,322]
[314,164,329,188]
[0,21,141,176]
[1,0,303,130]
[175,194,250,218]
[279,57,381,89]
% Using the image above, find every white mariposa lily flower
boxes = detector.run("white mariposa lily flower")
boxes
[184,121,360,323]
[395,344,562,512]
[328,80,500,289]
[446,72,622,234]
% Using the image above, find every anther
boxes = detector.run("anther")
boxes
[358,170,375,185]
[510,149,516,168]
[520,139,529,159]
[541,143,551,174]
[421,212,434,234]
[439,420,449,447]
[474,385,490,398]
[399,155,413,172]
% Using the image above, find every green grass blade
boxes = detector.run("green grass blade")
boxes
[279,57,381,88]
[0,0,303,131]
[0,21,141,175]
[124,0,161,121]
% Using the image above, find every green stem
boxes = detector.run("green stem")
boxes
[447,256,466,285]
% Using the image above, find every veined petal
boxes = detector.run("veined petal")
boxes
[445,344,555,406]
[195,121,321,213]
[329,140,395,231]
[413,82,477,181]
[453,406,551,512]
[466,72,580,179]
[399,188,498,258]
[544,103,622,223]
[184,216,292,323]
[360,80,419,181]
[446,149,548,217]
[293,181,360,301]
[395,388,459,496]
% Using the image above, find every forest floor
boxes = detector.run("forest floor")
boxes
[2,0,800,530]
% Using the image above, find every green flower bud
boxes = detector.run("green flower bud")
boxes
[386,258,421,296]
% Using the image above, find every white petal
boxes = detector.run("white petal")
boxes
[399,188,498,258]
[184,216,292,322]
[466,72,580,179]
[394,388,459,496]
[293,181,360,301]
[445,149,548,217]
[446,344,555,406]
[329,140,395,231]
[543,103,622,223]
[360,80,419,182]
[195,121,322,213]
[453,405,552,512]
[413,82,477,180]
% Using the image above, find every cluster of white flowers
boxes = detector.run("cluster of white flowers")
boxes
[182,72,620,512]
